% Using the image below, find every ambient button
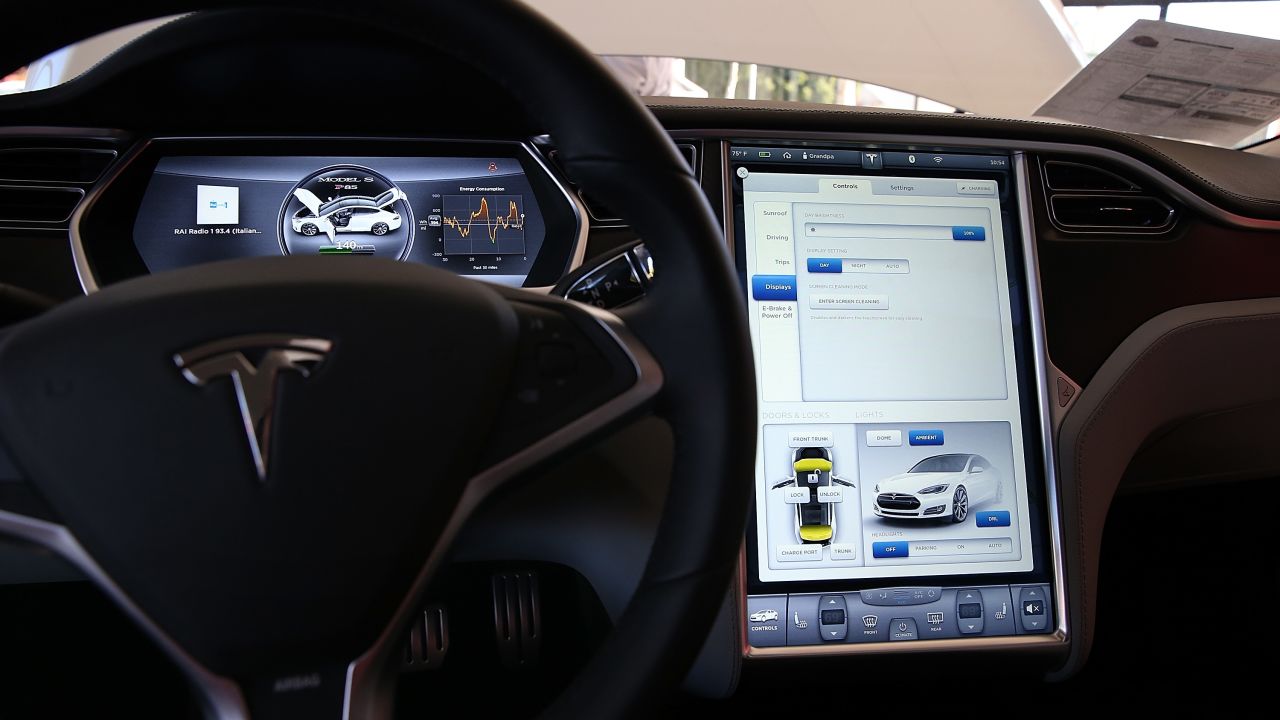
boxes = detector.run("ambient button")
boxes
[907,429,944,446]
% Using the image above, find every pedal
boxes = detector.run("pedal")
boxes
[492,570,541,668]
[402,603,449,671]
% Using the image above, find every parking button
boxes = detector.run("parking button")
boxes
[889,618,918,641]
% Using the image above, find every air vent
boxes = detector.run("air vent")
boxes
[1044,161,1139,192]
[0,185,85,224]
[1050,195,1174,230]
[548,142,698,225]
[1041,157,1177,234]
[0,147,117,183]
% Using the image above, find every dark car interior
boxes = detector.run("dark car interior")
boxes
[0,1,1276,716]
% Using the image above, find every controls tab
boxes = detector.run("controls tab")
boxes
[746,595,787,647]
[818,595,849,641]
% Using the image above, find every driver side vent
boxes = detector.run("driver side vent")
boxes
[0,143,118,228]
[1041,158,1176,235]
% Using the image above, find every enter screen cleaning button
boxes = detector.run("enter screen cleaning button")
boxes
[809,294,888,310]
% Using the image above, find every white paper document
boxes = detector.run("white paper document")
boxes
[1036,20,1280,146]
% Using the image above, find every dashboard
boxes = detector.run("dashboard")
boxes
[5,28,1280,701]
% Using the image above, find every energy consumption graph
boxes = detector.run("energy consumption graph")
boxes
[442,194,526,255]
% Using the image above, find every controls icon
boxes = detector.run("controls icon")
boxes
[749,609,780,623]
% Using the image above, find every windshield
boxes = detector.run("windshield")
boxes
[3,3,1279,148]
[910,456,971,473]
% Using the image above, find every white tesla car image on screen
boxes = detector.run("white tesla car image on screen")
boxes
[873,453,1001,523]
[290,187,405,241]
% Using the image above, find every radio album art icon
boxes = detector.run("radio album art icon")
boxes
[277,165,414,259]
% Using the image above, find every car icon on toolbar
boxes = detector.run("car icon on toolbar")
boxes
[749,609,780,623]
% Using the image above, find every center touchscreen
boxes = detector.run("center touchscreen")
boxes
[738,153,1035,585]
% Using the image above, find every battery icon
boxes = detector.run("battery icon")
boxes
[759,151,771,158]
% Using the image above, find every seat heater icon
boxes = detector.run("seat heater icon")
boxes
[793,612,808,629]
[862,615,878,629]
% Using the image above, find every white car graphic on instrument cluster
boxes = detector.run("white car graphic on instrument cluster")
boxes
[873,453,1001,523]
[290,187,405,242]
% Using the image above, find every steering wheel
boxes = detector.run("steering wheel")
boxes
[0,2,755,718]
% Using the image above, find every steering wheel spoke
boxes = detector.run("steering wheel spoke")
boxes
[478,289,662,472]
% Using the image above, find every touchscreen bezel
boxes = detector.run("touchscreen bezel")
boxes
[74,137,582,292]
[728,143,1066,653]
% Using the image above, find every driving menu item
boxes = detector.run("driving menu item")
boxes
[133,155,548,284]
[733,145,1056,650]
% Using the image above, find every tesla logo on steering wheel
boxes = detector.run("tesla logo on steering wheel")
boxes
[173,334,332,483]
